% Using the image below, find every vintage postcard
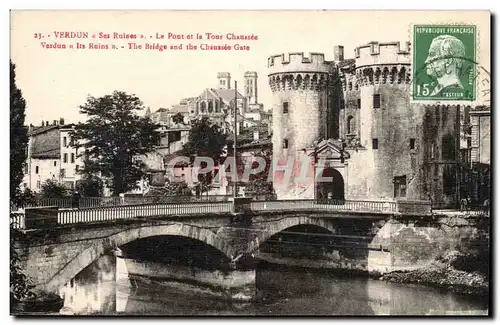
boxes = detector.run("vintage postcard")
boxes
[9,10,491,316]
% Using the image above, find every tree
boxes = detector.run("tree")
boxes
[193,181,212,197]
[172,112,185,125]
[181,116,227,162]
[10,227,35,306]
[165,181,193,197]
[76,175,104,197]
[241,149,275,199]
[71,91,161,195]
[10,61,29,207]
[40,179,67,198]
[149,181,192,203]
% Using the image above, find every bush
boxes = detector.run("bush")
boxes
[40,179,67,199]
[76,176,104,197]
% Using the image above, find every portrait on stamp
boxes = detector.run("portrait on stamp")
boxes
[413,25,477,101]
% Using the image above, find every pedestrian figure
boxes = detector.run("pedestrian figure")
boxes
[72,191,81,209]
[460,198,467,211]
[466,196,472,212]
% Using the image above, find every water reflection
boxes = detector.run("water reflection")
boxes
[59,255,488,316]
[59,255,117,315]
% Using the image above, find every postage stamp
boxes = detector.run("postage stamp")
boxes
[412,24,477,101]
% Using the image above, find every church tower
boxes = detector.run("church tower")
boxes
[217,72,231,89]
[244,71,258,105]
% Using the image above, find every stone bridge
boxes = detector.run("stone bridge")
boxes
[11,199,487,297]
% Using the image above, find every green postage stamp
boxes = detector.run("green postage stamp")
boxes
[412,25,477,101]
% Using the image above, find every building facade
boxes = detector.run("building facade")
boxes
[469,106,491,203]
[268,42,462,207]
[22,120,84,193]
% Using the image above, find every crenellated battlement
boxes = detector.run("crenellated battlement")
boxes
[244,71,258,78]
[355,41,411,68]
[268,52,335,75]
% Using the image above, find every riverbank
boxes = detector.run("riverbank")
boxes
[256,251,489,298]
[379,251,489,297]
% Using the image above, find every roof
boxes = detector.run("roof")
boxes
[165,125,191,131]
[28,124,59,136]
[212,88,243,102]
[170,104,190,114]
[198,88,243,105]
[30,125,61,159]
[32,147,60,159]
[237,138,272,150]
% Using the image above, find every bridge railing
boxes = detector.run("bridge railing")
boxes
[10,213,25,230]
[17,195,233,210]
[57,201,234,225]
[11,199,444,230]
[250,199,398,213]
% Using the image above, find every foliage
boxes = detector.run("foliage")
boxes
[164,181,193,197]
[71,91,161,195]
[40,179,68,198]
[245,178,275,198]
[20,188,36,206]
[10,61,29,207]
[76,175,104,197]
[172,112,185,125]
[148,181,192,203]
[193,181,212,197]
[10,226,35,303]
[181,116,227,162]
[240,149,274,197]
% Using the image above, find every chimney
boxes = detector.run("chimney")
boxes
[334,45,344,62]
[46,121,49,126]
[59,118,65,125]
[253,130,259,141]
[41,121,44,126]
[53,120,57,125]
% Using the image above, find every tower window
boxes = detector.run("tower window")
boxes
[347,115,355,134]
[63,153,68,163]
[35,166,39,174]
[373,94,381,108]
[410,138,416,150]
[393,175,407,198]
[372,138,379,149]
[71,153,75,163]
[283,102,289,114]
[357,98,361,108]
[63,137,67,147]
[54,161,57,167]
[283,139,289,149]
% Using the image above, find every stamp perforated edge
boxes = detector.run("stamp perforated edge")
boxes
[408,21,482,106]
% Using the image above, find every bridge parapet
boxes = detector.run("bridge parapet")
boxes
[9,199,438,231]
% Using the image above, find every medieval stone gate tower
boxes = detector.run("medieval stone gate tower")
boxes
[267,42,460,205]
[268,53,335,199]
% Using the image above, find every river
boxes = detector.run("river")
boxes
[57,255,488,316]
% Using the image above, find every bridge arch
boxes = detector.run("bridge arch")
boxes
[43,223,232,293]
[246,216,337,254]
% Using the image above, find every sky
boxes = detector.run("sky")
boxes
[10,10,490,125]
